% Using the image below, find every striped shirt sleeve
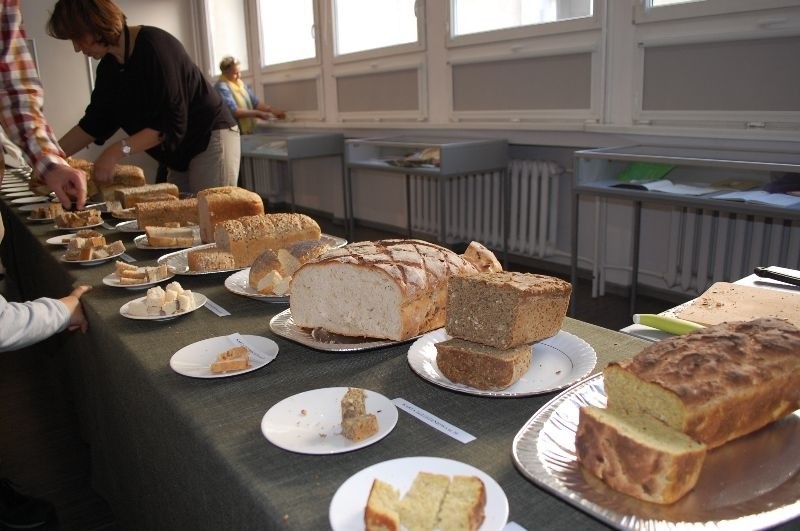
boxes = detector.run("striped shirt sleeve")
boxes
[0,0,67,178]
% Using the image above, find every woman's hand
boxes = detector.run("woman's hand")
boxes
[92,146,121,184]
[59,285,92,333]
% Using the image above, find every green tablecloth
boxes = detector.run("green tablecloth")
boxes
[4,195,781,531]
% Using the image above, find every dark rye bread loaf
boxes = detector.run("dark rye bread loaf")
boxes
[445,271,571,349]
[604,317,800,449]
[435,338,531,390]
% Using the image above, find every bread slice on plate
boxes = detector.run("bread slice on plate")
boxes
[575,405,706,504]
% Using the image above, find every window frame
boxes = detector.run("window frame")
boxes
[259,70,327,121]
[200,0,252,77]
[446,42,602,127]
[446,0,602,49]
[634,0,800,24]
[257,0,322,72]
[332,60,429,122]
[330,0,427,64]
[630,27,800,133]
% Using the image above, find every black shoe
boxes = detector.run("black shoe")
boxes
[0,479,55,529]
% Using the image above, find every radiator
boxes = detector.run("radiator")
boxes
[409,159,563,257]
[666,208,800,293]
[239,158,286,201]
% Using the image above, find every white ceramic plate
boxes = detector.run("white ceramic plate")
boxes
[407,328,597,397]
[512,374,800,530]
[26,215,56,223]
[115,220,142,232]
[17,203,47,212]
[329,456,509,531]
[224,268,288,303]
[1,185,29,193]
[119,292,207,321]
[46,234,75,246]
[269,309,416,352]
[102,271,176,290]
[156,243,242,275]
[11,196,49,205]
[261,387,398,455]
[159,234,347,276]
[53,221,104,231]
[169,335,278,378]
[60,249,125,266]
[133,232,201,250]
[4,190,34,198]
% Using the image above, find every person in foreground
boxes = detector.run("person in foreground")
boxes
[47,0,241,195]
[0,1,91,527]
[0,0,87,210]
[215,56,286,135]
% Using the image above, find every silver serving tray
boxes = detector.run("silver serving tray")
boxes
[157,243,242,275]
[158,234,348,276]
[269,309,418,352]
[512,373,800,530]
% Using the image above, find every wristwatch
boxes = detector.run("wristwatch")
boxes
[120,138,132,156]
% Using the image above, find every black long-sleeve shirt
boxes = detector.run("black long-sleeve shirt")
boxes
[79,26,236,171]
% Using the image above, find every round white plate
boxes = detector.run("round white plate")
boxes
[115,220,142,232]
[1,185,29,193]
[407,328,597,397]
[60,249,125,266]
[4,190,34,198]
[119,292,207,321]
[224,268,288,303]
[53,221,104,231]
[169,335,279,378]
[11,196,49,205]
[17,203,46,212]
[27,215,56,223]
[102,271,176,290]
[46,234,75,246]
[329,456,509,531]
[261,387,398,455]
[133,233,200,251]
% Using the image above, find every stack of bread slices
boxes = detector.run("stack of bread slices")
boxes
[576,317,800,504]
[436,271,572,390]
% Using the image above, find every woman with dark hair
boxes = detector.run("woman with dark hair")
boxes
[47,0,241,194]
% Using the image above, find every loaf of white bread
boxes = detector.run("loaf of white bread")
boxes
[340,388,378,442]
[197,186,264,243]
[365,472,486,531]
[214,213,321,267]
[145,226,197,247]
[187,213,321,272]
[248,239,331,295]
[435,271,571,390]
[136,198,198,228]
[289,240,500,341]
[576,317,800,504]
[114,183,179,208]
